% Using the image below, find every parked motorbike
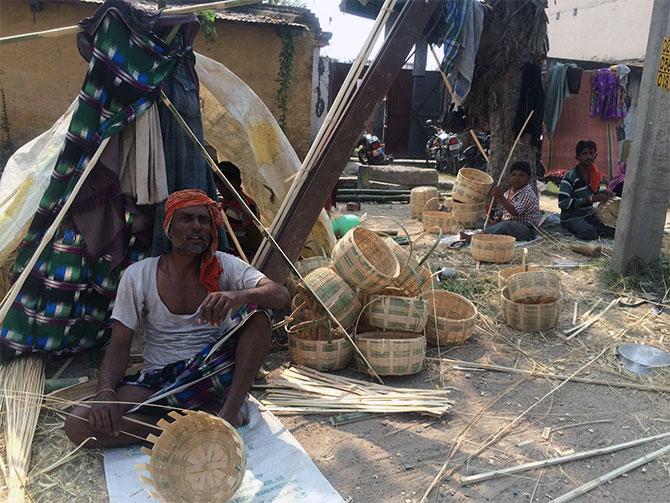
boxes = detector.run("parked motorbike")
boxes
[425,119,461,172]
[458,131,490,170]
[355,132,393,165]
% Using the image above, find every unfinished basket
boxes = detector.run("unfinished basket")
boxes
[362,295,429,333]
[422,210,453,233]
[451,207,484,227]
[384,238,432,296]
[501,287,562,331]
[410,186,440,218]
[423,290,477,346]
[597,197,620,227]
[355,331,426,376]
[507,270,561,304]
[287,329,352,371]
[452,200,486,213]
[137,410,245,503]
[452,167,494,203]
[497,265,542,289]
[299,267,361,329]
[332,227,400,293]
[471,234,516,263]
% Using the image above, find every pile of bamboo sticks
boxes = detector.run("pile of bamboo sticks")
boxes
[256,366,454,417]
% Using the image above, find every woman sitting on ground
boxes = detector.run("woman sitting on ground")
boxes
[483,161,541,241]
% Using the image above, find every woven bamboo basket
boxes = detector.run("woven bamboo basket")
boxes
[451,206,484,227]
[138,410,245,503]
[507,270,561,304]
[299,267,361,329]
[452,200,486,213]
[471,234,516,263]
[452,168,494,203]
[422,210,453,233]
[362,295,428,333]
[597,197,620,227]
[662,234,670,257]
[497,265,542,289]
[355,331,426,376]
[384,238,432,296]
[287,321,352,371]
[423,290,477,346]
[332,227,400,293]
[501,287,562,331]
[410,186,440,218]
[287,256,332,296]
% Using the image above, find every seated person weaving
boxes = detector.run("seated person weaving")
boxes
[65,189,289,447]
[558,140,615,240]
[483,161,540,241]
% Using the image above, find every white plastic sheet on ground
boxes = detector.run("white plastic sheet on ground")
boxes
[195,53,335,258]
[0,101,76,266]
[103,397,343,502]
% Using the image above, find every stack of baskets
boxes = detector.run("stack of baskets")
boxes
[500,269,562,331]
[356,294,428,376]
[451,168,492,228]
[471,234,516,263]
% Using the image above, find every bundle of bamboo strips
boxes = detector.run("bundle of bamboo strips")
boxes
[2,356,45,503]
[255,366,453,417]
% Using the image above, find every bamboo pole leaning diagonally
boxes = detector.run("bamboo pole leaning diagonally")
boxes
[0,0,261,46]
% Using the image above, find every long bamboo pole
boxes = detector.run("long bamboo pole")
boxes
[0,0,260,46]
[0,137,110,324]
[550,442,670,503]
[483,110,534,228]
[159,92,384,383]
[460,431,670,485]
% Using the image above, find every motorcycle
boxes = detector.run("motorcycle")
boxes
[425,119,461,172]
[355,132,393,165]
[458,131,490,170]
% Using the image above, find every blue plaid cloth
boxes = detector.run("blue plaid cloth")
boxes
[440,0,470,75]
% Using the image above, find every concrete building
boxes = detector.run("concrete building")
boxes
[546,0,653,63]
[0,0,330,160]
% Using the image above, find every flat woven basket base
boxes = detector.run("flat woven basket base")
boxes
[137,410,246,503]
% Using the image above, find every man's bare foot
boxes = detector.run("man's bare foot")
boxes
[221,402,249,428]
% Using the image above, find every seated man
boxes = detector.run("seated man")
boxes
[216,161,263,259]
[484,161,540,241]
[65,189,290,447]
[558,140,615,240]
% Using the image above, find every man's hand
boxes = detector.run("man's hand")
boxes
[593,192,611,204]
[199,291,247,325]
[89,390,122,436]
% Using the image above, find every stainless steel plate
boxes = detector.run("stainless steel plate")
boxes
[617,344,670,375]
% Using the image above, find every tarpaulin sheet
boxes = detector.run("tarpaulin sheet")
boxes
[543,70,620,179]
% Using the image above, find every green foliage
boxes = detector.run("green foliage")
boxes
[437,272,498,300]
[275,27,297,132]
[602,256,670,297]
[197,9,218,42]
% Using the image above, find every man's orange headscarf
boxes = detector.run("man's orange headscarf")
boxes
[588,164,603,193]
[163,189,224,293]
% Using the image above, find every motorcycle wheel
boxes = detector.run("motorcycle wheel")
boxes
[357,151,369,165]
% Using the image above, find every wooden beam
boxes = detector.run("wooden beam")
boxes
[254,0,441,281]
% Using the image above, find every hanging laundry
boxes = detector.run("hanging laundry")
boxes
[452,0,485,104]
[435,0,470,76]
[590,68,626,120]
[544,63,575,136]
[119,104,169,205]
[513,62,545,147]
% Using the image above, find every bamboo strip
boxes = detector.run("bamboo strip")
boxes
[460,431,670,485]
[469,129,490,165]
[438,358,670,393]
[550,442,670,503]
[0,0,260,46]
[483,110,535,228]
[564,297,621,340]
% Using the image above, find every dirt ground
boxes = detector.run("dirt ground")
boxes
[3,192,670,502]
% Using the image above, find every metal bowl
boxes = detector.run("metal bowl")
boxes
[617,344,670,375]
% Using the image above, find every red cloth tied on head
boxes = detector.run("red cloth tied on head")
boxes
[163,189,224,293]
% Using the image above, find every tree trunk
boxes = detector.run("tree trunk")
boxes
[487,65,536,187]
